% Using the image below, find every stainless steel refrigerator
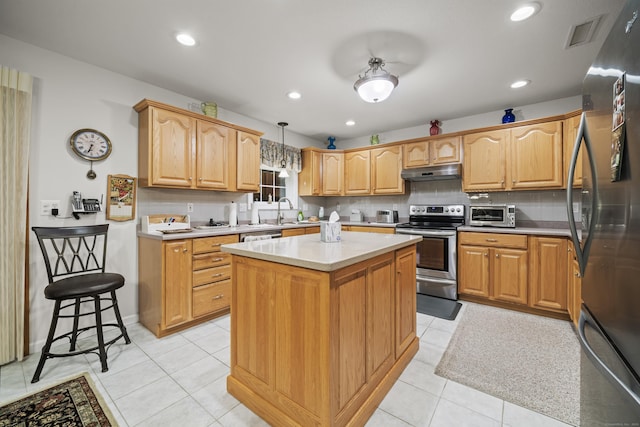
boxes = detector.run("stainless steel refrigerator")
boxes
[567,1,640,425]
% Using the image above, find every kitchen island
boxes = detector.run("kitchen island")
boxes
[221,231,421,426]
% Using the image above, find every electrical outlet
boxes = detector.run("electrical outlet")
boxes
[40,200,60,216]
[187,203,194,213]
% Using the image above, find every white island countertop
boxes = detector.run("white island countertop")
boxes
[220,231,422,272]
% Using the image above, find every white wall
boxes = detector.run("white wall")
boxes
[337,96,581,149]
[0,34,319,352]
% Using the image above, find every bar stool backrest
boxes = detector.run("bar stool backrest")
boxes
[32,224,110,283]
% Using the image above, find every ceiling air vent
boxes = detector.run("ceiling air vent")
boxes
[565,15,603,48]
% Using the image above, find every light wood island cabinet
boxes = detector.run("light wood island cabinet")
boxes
[138,234,238,337]
[222,233,419,426]
[134,99,262,192]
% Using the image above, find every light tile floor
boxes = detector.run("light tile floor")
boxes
[0,302,574,426]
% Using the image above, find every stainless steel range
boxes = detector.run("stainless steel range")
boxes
[395,205,465,301]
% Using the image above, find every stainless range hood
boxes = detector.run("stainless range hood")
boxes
[401,163,461,181]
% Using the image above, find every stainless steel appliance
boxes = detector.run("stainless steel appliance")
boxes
[395,205,464,300]
[469,204,516,228]
[376,209,399,223]
[567,2,640,423]
[401,163,462,181]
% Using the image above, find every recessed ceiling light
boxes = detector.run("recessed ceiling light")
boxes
[510,3,541,22]
[345,120,356,126]
[287,91,301,100]
[511,79,530,89]
[176,33,196,46]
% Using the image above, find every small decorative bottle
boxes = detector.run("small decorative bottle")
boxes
[502,109,516,123]
[370,134,379,145]
[327,136,336,149]
[430,120,441,136]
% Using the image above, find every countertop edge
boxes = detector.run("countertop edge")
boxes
[220,233,422,272]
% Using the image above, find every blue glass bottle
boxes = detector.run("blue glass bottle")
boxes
[327,136,336,149]
[502,109,516,123]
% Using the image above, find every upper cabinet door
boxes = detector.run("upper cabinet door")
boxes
[344,150,371,195]
[462,129,508,192]
[151,107,196,188]
[510,121,563,190]
[322,152,344,195]
[371,146,404,194]
[430,136,461,165]
[197,121,236,190]
[236,131,260,192]
[299,149,322,196]
[403,140,430,168]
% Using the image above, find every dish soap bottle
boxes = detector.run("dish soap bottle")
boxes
[297,211,304,221]
[319,207,324,219]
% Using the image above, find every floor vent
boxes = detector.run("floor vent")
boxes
[565,15,603,48]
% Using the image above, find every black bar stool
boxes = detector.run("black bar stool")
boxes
[31,224,130,383]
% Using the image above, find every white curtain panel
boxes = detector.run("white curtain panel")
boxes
[0,66,33,365]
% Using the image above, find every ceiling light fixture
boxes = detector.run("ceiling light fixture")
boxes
[277,122,289,178]
[510,3,541,22]
[345,120,356,126]
[287,91,301,100]
[354,57,399,103]
[510,79,530,88]
[175,33,196,46]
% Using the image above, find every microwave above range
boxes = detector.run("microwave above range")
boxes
[468,205,516,228]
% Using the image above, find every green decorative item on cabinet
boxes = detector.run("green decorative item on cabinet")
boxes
[370,134,379,145]
[201,102,217,118]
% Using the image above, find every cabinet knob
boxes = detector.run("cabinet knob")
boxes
[212,294,224,300]
[183,248,188,253]
[211,258,223,262]
[495,254,499,258]
[486,238,498,242]
[189,176,193,181]
[199,177,203,181]
[575,272,581,278]
[512,179,516,184]
[211,244,221,248]
[484,253,488,257]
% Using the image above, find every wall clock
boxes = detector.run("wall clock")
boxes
[69,128,112,179]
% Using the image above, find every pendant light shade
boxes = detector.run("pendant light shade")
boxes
[278,122,289,178]
[354,57,399,103]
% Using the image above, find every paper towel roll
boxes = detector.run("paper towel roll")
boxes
[251,203,260,225]
[229,202,238,226]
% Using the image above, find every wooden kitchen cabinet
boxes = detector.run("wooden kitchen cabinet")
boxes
[396,246,417,356]
[402,135,461,168]
[134,99,262,192]
[343,225,395,234]
[305,226,320,234]
[138,234,238,337]
[281,228,305,237]
[458,232,528,305]
[462,120,563,192]
[299,148,322,196]
[344,150,371,195]
[564,112,583,188]
[529,236,568,312]
[371,145,404,194]
[322,151,344,195]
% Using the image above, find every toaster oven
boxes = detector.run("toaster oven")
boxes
[469,205,516,228]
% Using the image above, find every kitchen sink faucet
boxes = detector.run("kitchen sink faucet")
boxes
[277,197,293,225]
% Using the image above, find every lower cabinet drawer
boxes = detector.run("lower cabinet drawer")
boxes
[193,264,231,287]
[193,252,232,270]
[193,280,231,318]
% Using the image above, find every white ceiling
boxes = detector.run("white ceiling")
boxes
[0,0,626,141]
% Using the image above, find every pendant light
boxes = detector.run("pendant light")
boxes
[278,122,289,178]
[354,57,399,103]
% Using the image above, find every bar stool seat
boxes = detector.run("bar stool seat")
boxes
[31,224,130,383]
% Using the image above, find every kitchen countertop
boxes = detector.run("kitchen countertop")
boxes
[137,221,398,240]
[220,231,422,272]
[458,225,575,238]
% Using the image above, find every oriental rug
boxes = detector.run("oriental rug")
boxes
[0,372,117,426]
[435,303,580,426]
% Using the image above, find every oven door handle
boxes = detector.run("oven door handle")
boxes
[396,228,457,237]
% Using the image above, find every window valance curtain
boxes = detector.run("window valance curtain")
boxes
[260,138,301,173]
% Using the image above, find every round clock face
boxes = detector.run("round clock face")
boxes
[70,128,112,161]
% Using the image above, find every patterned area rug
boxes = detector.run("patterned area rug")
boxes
[435,303,580,426]
[0,372,117,426]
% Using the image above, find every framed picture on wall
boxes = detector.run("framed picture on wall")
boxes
[106,174,136,221]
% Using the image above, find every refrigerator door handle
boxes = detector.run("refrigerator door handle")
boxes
[566,112,598,276]
[578,308,640,407]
